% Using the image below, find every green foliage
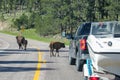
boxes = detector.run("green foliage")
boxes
[28,12,36,28]
[0,0,120,36]
[13,13,28,30]
[0,14,5,22]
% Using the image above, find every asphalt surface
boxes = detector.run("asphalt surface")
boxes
[0,33,83,80]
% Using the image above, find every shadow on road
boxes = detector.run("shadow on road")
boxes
[0,66,56,72]
[0,60,56,72]
[0,48,68,53]
[0,60,54,64]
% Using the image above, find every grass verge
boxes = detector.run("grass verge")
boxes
[0,28,69,45]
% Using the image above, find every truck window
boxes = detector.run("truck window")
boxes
[114,22,120,37]
[77,23,91,36]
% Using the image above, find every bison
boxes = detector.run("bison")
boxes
[49,41,65,57]
[16,36,28,50]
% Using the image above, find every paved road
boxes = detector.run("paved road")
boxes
[0,33,83,80]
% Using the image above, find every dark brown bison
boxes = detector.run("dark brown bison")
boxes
[16,36,28,50]
[49,41,65,57]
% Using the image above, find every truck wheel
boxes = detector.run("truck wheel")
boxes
[69,55,76,65]
[76,58,84,71]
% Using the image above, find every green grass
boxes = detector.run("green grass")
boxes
[0,29,70,45]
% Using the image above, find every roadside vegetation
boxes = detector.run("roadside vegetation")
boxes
[0,28,69,45]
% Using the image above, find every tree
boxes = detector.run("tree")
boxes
[13,13,28,30]
[0,0,120,36]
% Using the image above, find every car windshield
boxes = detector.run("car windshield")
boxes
[91,22,117,37]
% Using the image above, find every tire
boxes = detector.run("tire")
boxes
[69,55,76,65]
[76,58,85,71]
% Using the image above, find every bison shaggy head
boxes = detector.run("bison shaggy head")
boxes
[61,43,65,48]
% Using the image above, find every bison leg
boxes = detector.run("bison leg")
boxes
[18,43,22,49]
[55,49,59,57]
[50,49,55,57]
[57,52,59,57]
[24,45,26,50]
[24,44,27,50]
[50,49,53,57]
[24,40,28,50]
[52,52,54,57]
[50,49,52,57]
[21,44,24,49]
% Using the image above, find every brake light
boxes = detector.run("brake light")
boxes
[89,77,99,80]
[80,39,86,50]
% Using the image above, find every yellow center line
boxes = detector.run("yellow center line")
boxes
[33,49,45,80]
